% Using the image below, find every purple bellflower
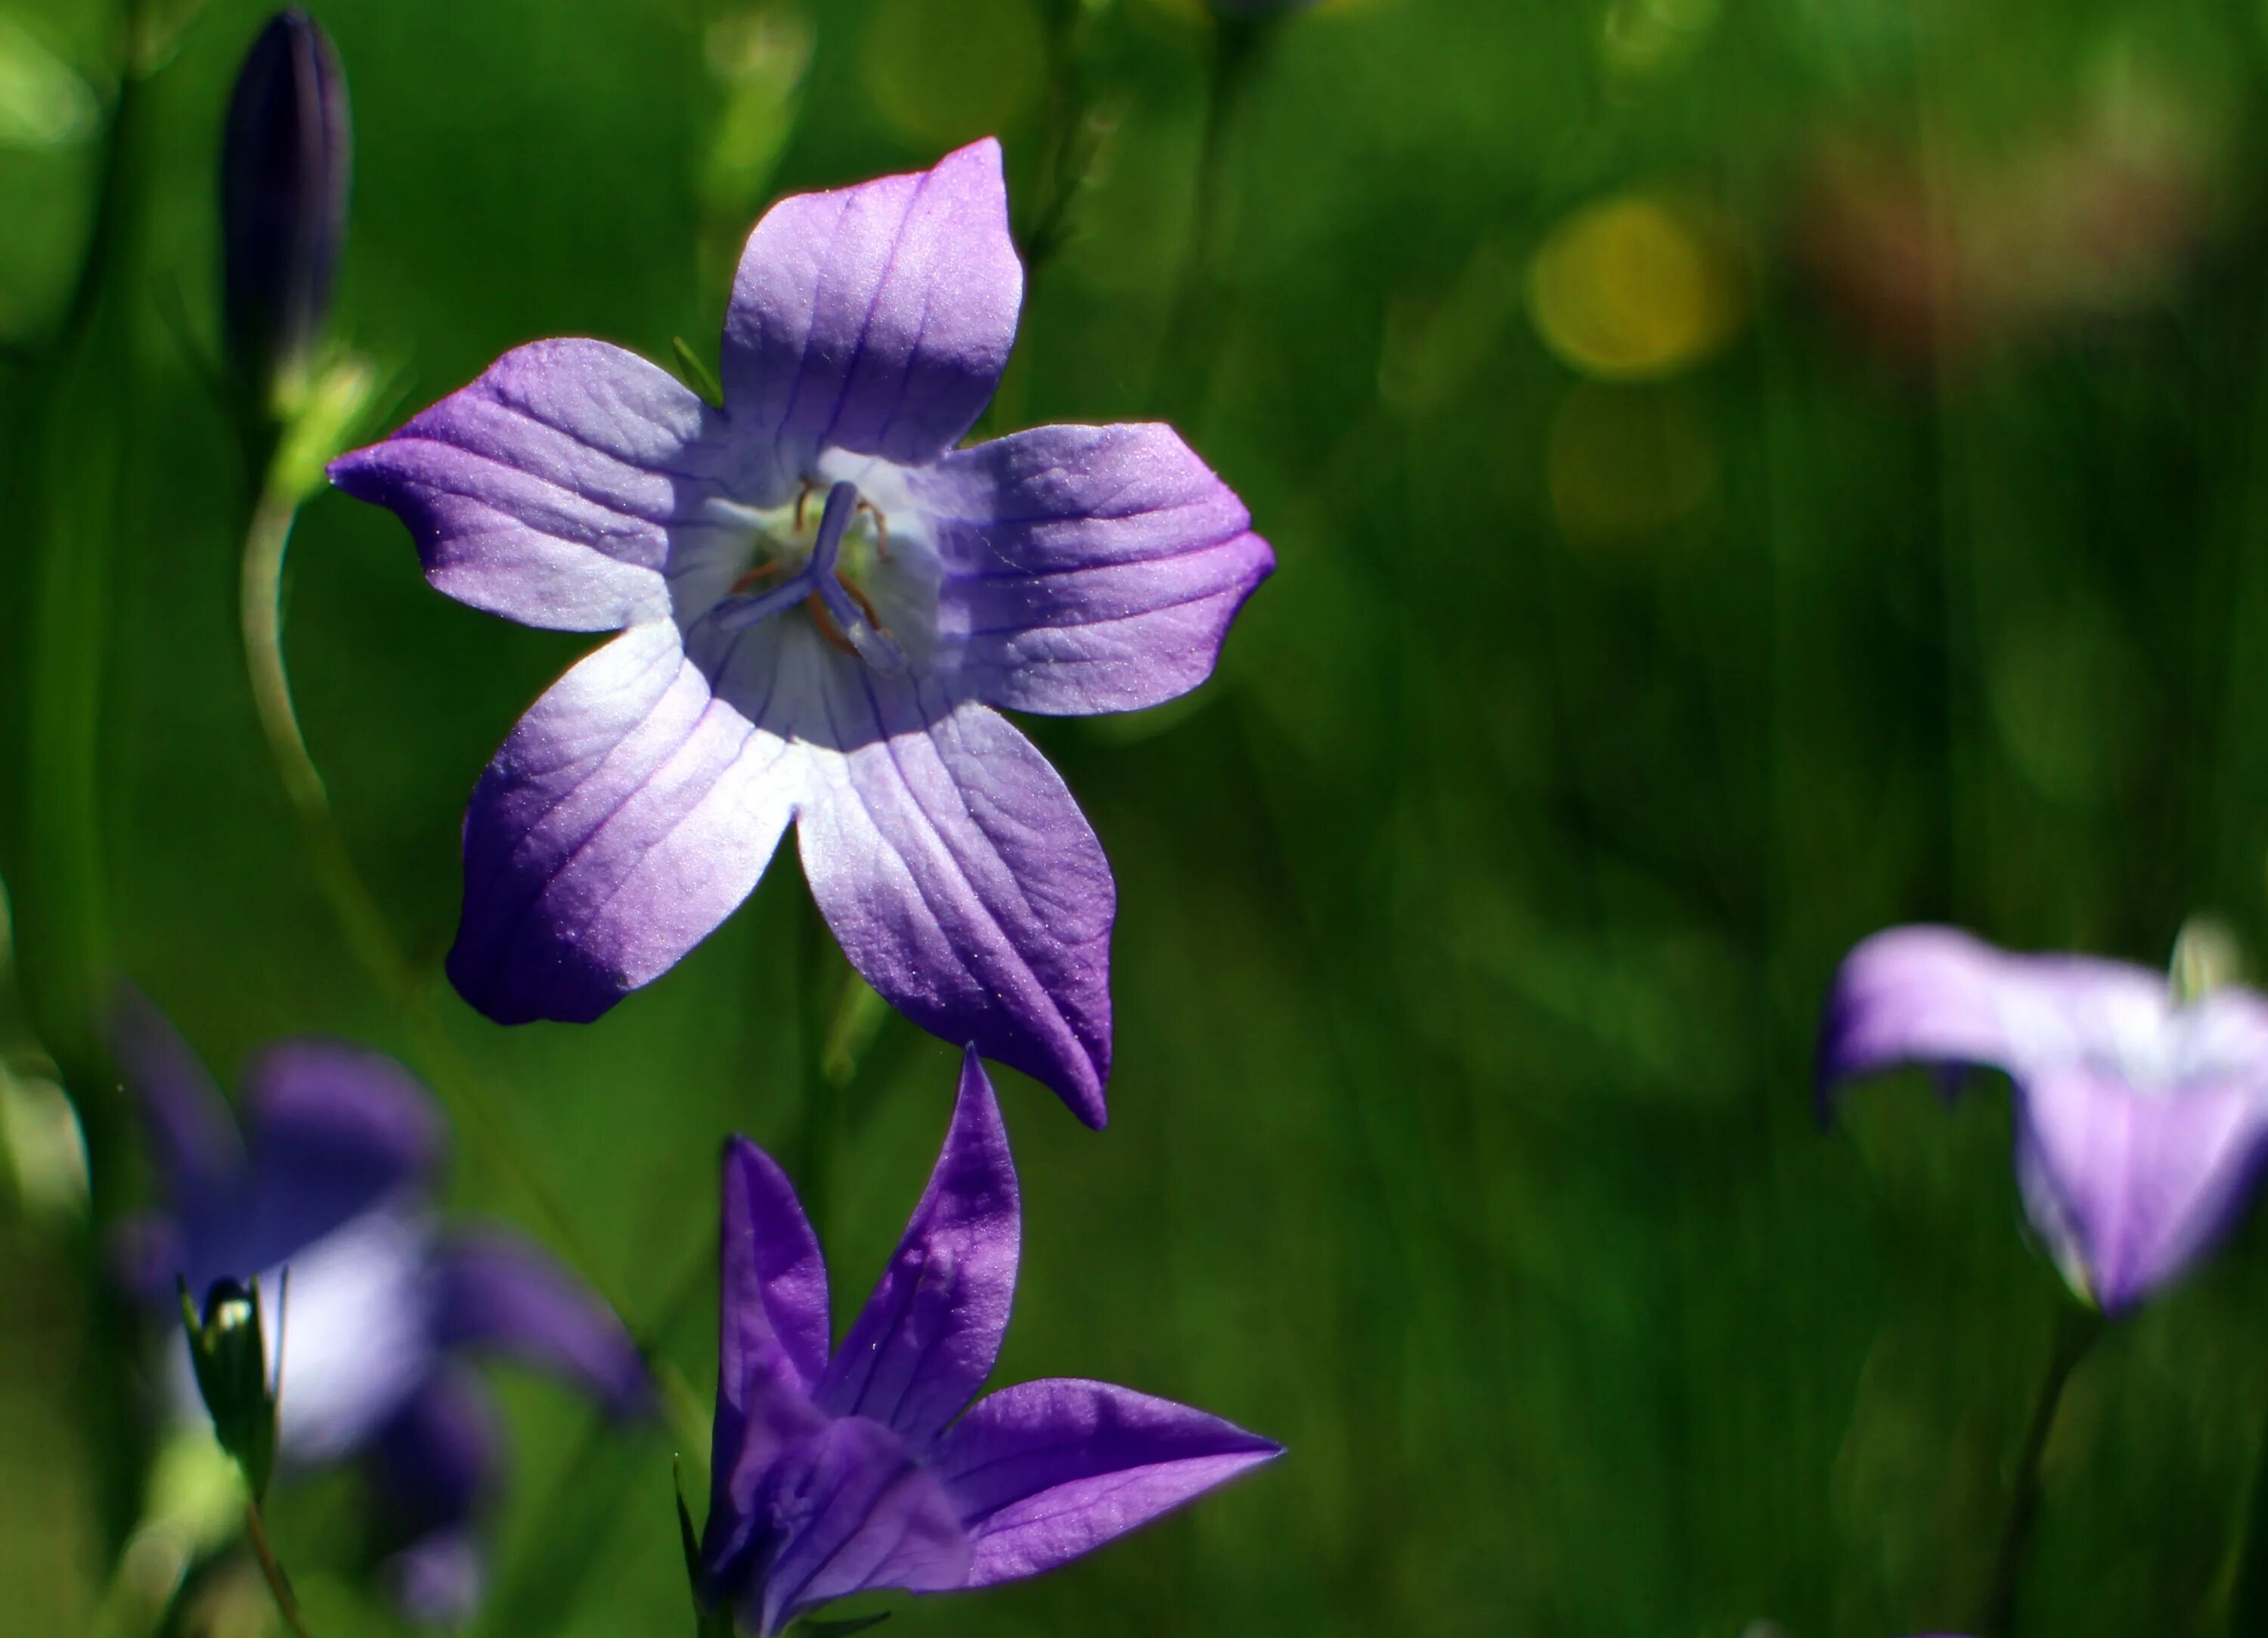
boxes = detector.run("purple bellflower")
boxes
[1819,926,2268,1314]
[328,140,1274,1128]
[695,1051,1280,1635]
[112,992,648,1621]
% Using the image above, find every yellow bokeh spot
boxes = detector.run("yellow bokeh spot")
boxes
[1527,194,1744,381]
[862,0,1046,150]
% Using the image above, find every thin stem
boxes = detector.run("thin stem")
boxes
[1015,0,1097,280]
[20,0,154,1087]
[242,1497,313,1638]
[1149,16,1266,413]
[236,469,710,1455]
[1979,1304,2102,1636]
[789,891,841,1245]
[2217,1326,2268,1631]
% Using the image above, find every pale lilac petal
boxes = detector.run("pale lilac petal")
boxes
[797,679,1113,1125]
[448,622,801,1025]
[745,1417,974,1637]
[370,1370,497,1624]
[931,1378,1281,1587]
[2015,1069,2268,1312]
[815,1054,1018,1448]
[1816,925,2166,1098]
[329,339,727,632]
[917,423,1275,716]
[429,1229,648,1414]
[238,1041,442,1265]
[720,139,1021,477]
[705,1138,834,1590]
[267,1208,439,1463]
[110,986,243,1227]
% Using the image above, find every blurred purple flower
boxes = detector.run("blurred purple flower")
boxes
[328,139,1272,1128]
[1819,926,2268,1314]
[696,1051,1278,1635]
[221,8,351,402]
[112,990,647,1623]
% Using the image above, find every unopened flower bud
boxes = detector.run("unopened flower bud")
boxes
[220,9,350,416]
[178,1275,279,1500]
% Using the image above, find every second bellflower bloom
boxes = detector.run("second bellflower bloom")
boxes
[1818,926,2268,1314]
[696,1052,1279,1635]
[112,992,648,1621]
[329,139,1273,1127]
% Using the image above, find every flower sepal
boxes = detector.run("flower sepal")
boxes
[178,1274,280,1501]
[676,1456,738,1638]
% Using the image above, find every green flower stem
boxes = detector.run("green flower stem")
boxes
[243,1496,314,1638]
[1979,1302,2102,1636]
[237,460,708,1458]
[2217,1313,2268,1631]
[1015,0,1103,280]
[22,0,163,1560]
[789,892,841,1247]
[1150,14,1267,412]
[20,0,156,1096]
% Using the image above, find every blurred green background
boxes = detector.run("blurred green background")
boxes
[14,0,2268,1633]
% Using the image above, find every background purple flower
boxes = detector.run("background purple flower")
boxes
[696,1050,1278,1635]
[1818,925,2268,1313]
[112,990,649,1623]
[328,138,1273,1128]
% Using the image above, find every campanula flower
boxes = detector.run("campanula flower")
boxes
[221,9,351,409]
[111,991,648,1621]
[328,139,1273,1127]
[695,1051,1278,1634]
[1818,926,2268,1314]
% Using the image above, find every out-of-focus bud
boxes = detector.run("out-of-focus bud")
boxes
[178,1275,279,1502]
[2172,915,2245,1005]
[220,9,350,418]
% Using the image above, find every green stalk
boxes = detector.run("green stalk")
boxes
[1978,1304,2102,1636]
[243,1497,314,1638]
[19,0,159,1559]
[235,451,709,1456]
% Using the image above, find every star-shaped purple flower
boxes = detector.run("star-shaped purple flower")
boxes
[1818,925,2268,1314]
[328,139,1273,1128]
[112,991,649,1621]
[695,1051,1279,1635]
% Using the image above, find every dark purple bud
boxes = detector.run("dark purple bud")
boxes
[221,9,350,407]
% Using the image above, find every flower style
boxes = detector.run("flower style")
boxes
[328,139,1273,1128]
[696,1051,1280,1635]
[112,991,649,1621]
[1818,926,2268,1314]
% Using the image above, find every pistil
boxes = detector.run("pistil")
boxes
[712,480,905,672]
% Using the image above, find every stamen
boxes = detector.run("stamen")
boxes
[857,499,891,561]
[805,592,857,655]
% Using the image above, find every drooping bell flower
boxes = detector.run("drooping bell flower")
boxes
[327,139,1273,1129]
[111,990,648,1621]
[1817,925,2268,1314]
[220,8,351,411]
[693,1051,1278,1635]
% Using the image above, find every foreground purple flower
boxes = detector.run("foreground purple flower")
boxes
[113,992,647,1621]
[696,1051,1278,1634]
[1819,926,2268,1314]
[328,139,1273,1128]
